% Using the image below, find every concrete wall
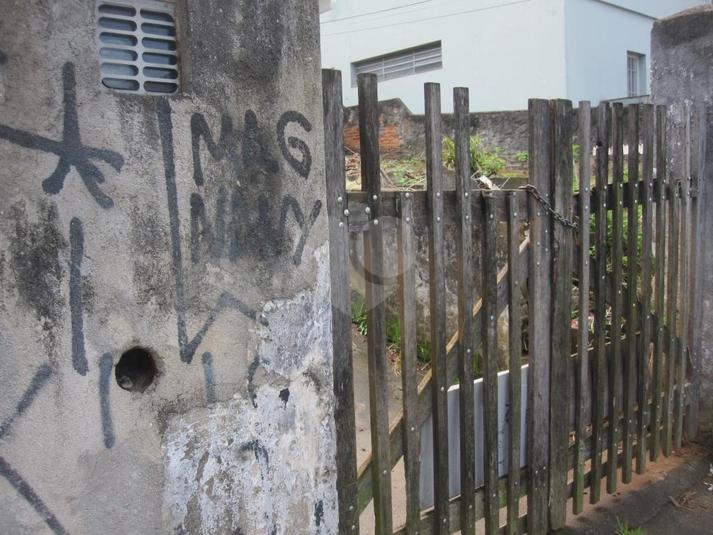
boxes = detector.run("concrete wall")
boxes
[651,5,713,426]
[320,0,706,113]
[0,1,337,534]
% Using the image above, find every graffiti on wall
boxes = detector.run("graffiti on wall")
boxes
[0,58,323,534]
[0,63,124,209]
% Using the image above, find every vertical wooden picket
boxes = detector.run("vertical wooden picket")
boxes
[425,82,450,535]
[357,72,393,535]
[526,99,552,535]
[482,193,500,535]
[591,101,610,504]
[674,106,691,450]
[549,99,574,530]
[323,69,359,535]
[685,105,708,440]
[637,104,655,475]
[398,191,420,535]
[663,141,680,458]
[506,193,523,535]
[574,101,592,514]
[608,103,625,495]
[651,105,667,462]
[453,87,476,534]
[623,104,640,484]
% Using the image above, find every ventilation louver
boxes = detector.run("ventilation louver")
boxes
[97,1,178,95]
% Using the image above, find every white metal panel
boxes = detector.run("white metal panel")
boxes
[419,365,530,509]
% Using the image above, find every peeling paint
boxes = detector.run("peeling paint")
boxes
[163,246,337,535]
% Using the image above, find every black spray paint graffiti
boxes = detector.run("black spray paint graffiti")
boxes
[157,98,268,364]
[191,111,279,187]
[99,353,115,449]
[0,364,67,533]
[190,189,322,266]
[0,63,124,208]
[277,111,312,179]
[189,108,320,267]
[69,218,88,376]
[201,352,216,404]
[0,364,52,440]
[0,457,69,535]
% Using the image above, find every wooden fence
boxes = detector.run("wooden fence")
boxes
[323,69,706,535]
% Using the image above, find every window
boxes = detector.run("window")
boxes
[627,51,646,97]
[96,1,179,95]
[352,42,442,86]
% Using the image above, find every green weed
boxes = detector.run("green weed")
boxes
[442,135,506,178]
[352,299,368,336]
[615,518,644,535]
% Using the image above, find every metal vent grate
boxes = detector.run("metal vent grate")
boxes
[96,1,179,95]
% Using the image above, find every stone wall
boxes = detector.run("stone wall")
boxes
[0,1,336,534]
[343,98,530,163]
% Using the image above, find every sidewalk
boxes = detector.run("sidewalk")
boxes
[562,437,713,535]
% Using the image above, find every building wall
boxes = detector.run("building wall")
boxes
[0,1,337,534]
[564,0,704,105]
[321,0,706,113]
[321,0,568,113]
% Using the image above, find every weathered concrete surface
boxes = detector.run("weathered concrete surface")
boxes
[652,6,713,427]
[0,1,337,533]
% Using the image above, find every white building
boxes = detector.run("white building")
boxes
[320,0,707,113]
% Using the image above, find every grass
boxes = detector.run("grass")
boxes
[616,518,644,535]
[351,298,368,336]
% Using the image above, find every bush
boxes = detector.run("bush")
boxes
[443,135,506,178]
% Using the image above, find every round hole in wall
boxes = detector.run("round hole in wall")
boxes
[115,347,158,393]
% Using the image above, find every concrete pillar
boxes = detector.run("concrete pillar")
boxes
[652,6,713,428]
[0,1,336,533]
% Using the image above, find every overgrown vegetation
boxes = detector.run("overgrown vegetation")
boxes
[381,156,425,189]
[442,135,507,178]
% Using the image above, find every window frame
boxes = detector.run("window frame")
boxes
[351,41,443,87]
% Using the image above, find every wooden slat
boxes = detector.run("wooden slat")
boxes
[453,87,476,534]
[608,103,625,495]
[549,99,574,530]
[651,105,667,462]
[591,101,610,504]
[397,191,420,534]
[526,98,552,535]
[663,131,680,459]
[346,182,662,234]
[685,105,708,439]
[322,69,359,534]
[573,101,592,514]
[674,105,690,450]
[424,81,450,535]
[506,192,523,535]
[622,104,640,484]
[347,190,527,232]
[637,103,655,475]
[357,72,392,535]
[482,193,500,535]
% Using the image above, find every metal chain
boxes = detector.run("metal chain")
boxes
[518,184,579,230]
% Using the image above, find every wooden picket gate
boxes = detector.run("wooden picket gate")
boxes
[323,69,707,535]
